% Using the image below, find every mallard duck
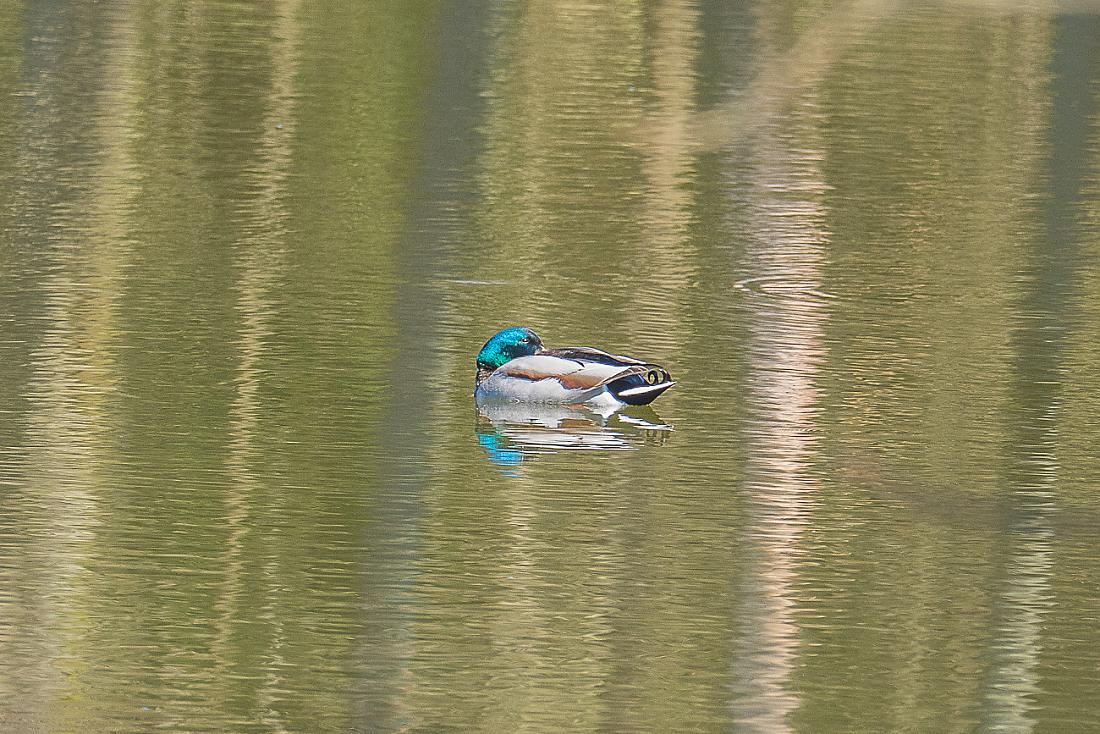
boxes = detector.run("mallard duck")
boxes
[474,327,675,407]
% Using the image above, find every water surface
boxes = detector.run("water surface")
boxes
[2,1,1100,732]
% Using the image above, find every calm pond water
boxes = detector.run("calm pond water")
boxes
[2,1,1100,732]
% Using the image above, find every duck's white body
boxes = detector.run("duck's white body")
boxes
[476,354,625,407]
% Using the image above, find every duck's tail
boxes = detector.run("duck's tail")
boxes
[606,367,675,406]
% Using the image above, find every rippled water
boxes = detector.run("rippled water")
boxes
[2,1,1100,732]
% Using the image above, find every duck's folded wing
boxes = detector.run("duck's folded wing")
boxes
[496,354,630,393]
[492,352,673,404]
[541,346,645,366]
[540,347,675,405]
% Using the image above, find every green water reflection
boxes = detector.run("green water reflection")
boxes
[2,1,1100,732]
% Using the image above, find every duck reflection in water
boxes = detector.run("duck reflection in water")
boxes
[475,399,672,475]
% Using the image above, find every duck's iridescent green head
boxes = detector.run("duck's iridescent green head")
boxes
[477,327,543,371]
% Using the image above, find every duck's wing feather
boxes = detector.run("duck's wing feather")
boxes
[542,347,675,405]
[541,346,646,367]
[495,354,632,392]
[490,350,674,405]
